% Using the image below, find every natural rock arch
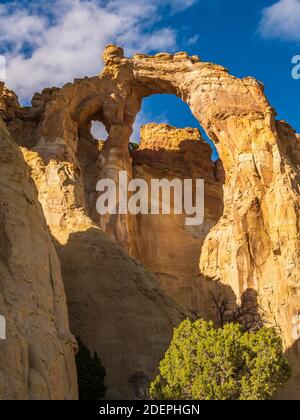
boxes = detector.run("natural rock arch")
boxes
[33,44,300,335]
[6,45,299,398]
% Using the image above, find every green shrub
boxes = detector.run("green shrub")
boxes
[150,319,291,400]
[76,338,107,400]
[129,142,139,153]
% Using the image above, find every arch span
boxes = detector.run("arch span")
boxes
[23,45,300,398]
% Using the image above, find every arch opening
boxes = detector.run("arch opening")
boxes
[130,94,219,161]
[127,93,225,312]
[77,117,109,222]
[90,120,109,142]
[72,84,226,315]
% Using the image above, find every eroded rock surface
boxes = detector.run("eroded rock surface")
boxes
[0,83,78,400]
[2,45,300,399]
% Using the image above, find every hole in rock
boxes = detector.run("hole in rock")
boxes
[130,94,219,161]
[129,93,225,313]
[77,92,225,316]
[77,119,109,222]
[90,120,109,142]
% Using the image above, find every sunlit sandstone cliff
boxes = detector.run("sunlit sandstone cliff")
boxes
[1,44,300,399]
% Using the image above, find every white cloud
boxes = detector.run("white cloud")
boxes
[259,0,300,41]
[116,27,177,56]
[168,0,198,13]
[186,34,200,45]
[0,4,46,51]
[0,55,6,82]
[0,0,198,103]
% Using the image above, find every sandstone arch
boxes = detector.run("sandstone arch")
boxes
[3,45,299,398]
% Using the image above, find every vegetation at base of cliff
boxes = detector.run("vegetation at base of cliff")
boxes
[150,319,291,401]
[76,338,107,400]
[129,142,139,153]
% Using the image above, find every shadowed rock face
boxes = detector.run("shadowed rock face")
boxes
[1,44,300,399]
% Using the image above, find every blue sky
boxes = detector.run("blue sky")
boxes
[140,0,300,158]
[0,0,299,158]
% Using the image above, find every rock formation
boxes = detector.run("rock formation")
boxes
[20,146,187,400]
[1,82,186,399]
[0,83,78,400]
[1,44,300,399]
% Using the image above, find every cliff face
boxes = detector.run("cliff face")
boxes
[1,45,300,399]
[0,83,78,400]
